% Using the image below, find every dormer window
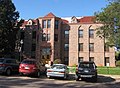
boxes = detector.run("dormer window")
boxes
[71,16,78,23]
[27,20,33,25]
[29,22,31,24]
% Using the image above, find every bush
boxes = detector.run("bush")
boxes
[116,60,120,67]
[53,59,61,64]
[71,64,77,67]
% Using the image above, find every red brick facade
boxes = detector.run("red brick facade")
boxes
[19,13,115,67]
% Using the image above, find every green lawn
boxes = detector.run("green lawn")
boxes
[68,66,120,75]
[97,67,120,75]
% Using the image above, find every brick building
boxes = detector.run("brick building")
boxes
[18,12,115,67]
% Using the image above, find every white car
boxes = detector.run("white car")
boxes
[46,64,69,79]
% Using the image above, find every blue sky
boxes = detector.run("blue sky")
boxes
[12,0,109,20]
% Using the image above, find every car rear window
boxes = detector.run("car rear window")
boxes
[21,60,35,64]
[51,65,65,69]
[79,63,94,68]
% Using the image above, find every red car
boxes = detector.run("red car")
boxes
[19,59,46,77]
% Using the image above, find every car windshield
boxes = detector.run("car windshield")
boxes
[79,63,94,68]
[21,60,35,64]
[0,59,4,63]
[51,65,65,69]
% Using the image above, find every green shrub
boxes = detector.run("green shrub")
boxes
[71,64,77,67]
[116,60,120,67]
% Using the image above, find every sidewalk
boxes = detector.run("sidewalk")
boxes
[99,74,120,79]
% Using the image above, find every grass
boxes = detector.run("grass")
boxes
[68,67,76,73]
[68,66,120,75]
[97,67,120,75]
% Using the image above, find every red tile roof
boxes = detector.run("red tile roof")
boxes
[78,16,95,23]
[62,19,69,24]
[32,19,38,24]
[21,20,28,27]
[44,12,56,18]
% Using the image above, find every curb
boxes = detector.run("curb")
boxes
[69,73,120,79]
[99,74,120,79]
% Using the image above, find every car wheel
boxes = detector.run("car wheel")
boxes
[36,71,40,78]
[81,77,85,81]
[63,74,67,80]
[19,72,23,76]
[6,68,12,76]
[92,76,97,82]
[75,75,79,81]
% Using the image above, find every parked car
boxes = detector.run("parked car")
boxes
[47,64,69,79]
[19,59,46,77]
[75,61,97,82]
[0,58,19,76]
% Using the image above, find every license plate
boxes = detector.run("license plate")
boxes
[25,66,29,69]
[84,70,89,73]
[81,75,92,77]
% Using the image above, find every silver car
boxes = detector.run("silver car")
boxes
[47,64,69,79]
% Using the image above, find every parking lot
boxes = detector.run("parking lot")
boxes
[0,74,120,88]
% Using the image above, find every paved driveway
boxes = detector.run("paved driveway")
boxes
[0,74,120,88]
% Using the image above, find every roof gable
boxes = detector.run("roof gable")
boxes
[44,12,56,18]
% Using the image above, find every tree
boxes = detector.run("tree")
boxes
[95,0,120,47]
[0,0,23,57]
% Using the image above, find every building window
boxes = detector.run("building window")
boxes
[20,31,25,39]
[79,43,83,51]
[55,20,59,29]
[64,44,69,51]
[31,56,35,59]
[64,57,68,65]
[41,48,51,59]
[105,44,109,52]
[78,57,83,62]
[32,31,36,39]
[42,33,46,41]
[89,57,94,62]
[37,34,39,43]
[41,48,51,55]
[105,57,110,66]
[89,29,94,38]
[47,34,50,41]
[25,25,30,29]
[79,29,83,38]
[89,43,94,52]
[46,55,49,59]
[65,30,69,38]
[42,33,50,41]
[31,44,36,51]
[54,34,58,41]
[47,20,51,28]
[43,20,46,28]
